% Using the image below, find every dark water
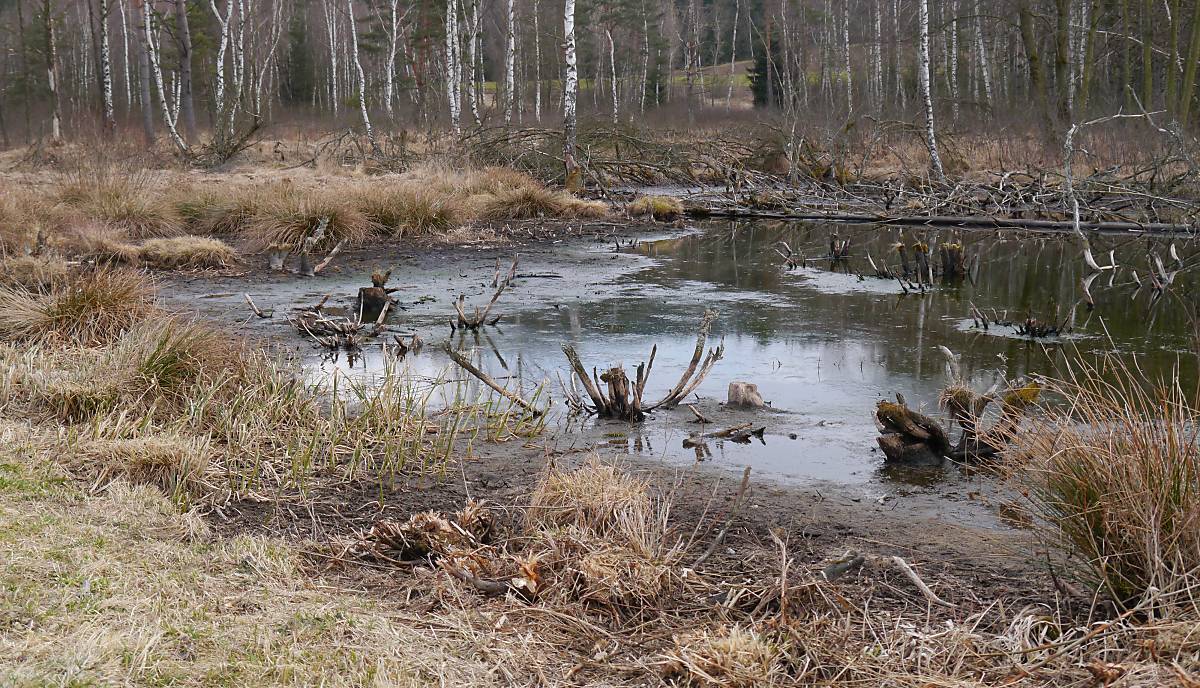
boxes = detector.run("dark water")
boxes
[310,221,1199,497]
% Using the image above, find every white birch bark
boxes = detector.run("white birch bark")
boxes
[842,0,852,111]
[445,0,461,133]
[949,0,959,122]
[533,0,542,121]
[99,0,116,134]
[44,0,62,140]
[119,0,131,110]
[143,0,186,151]
[209,0,230,115]
[346,0,375,147]
[917,0,944,178]
[606,28,617,123]
[563,0,579,187]
[504,0,516,123]
[974,0,992,107]
[463,0,479,123]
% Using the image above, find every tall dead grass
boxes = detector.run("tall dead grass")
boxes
[55,168,184,239]
[0,268,156,346]
[1003,359,1200,615]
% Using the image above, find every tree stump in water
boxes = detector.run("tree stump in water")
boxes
[727,382,765,408]
[357,270,395,323]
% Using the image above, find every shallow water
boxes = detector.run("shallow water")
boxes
[308,221,1199,499]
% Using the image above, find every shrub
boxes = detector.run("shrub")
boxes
[1004,360,1200,614]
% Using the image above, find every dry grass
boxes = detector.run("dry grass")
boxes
[138,236,238,269]
[73,434,212,498]
[0,268,156,346]
[0,256,71,291]
[662,626,783,687]
[53,223,142,264]
[355,182,461,237]
[242,187,375,252]
[479,185,606,220]
[1002,360,1200,615]
[628,195,685,220]
[528,459,655,535]
[55,172,184,239]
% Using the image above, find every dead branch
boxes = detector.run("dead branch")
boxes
[891,556,953,608]
[454,257,519,330]
[243,293,272,318]
[691,466,752,569]
[444,342,542,415]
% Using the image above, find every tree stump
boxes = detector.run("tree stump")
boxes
[727,382,765,408]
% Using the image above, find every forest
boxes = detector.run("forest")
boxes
[1,1,1200,687]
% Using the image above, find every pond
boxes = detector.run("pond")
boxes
[307,221,1199,503]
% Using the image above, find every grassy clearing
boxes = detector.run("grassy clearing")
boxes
[1003,360,1200,615]
[0,443,493,686]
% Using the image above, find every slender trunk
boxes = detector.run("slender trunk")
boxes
[505,0,515,123]
[1141,0,1152,107]
[98,0,116,135]
[563,0,579,190]
[533,0,541,121]
[119,0,131,110]
[464,0,478,122]
[346,0,375,148]
[445,0,461,133]
[917,0,944,179]
[1053,0,1069,120]
[144,0,186,150]
[1077,0,1101,113]
[44,0,62,140]
[134,0,154,144]
[607,27,618,124]
[949,0,959,122]
[1121,0,1132,109]
[383,0,398,116]
[727,0,739,107]
[640,4,649,113]
[210,0,229,117]
[843,0,852,111]
[974,0,992,108]
[174,0,196,142]
[1167,0,1180,118]
[872,0,882,108]
[1177,0,1200,125]
[1017,0,1050,126]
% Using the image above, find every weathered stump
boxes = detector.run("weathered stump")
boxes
[727,382,766,408]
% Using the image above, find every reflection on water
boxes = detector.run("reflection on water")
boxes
[307,221,1199,496]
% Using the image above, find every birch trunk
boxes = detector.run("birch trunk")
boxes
[505,0,515,123]
[464,0,478,123]
[533,0,542,121]
[346,0,376,148]
[143,0,186,151]
[607,27,617,124]
[842,0,852,111]
[973,0,992,108]
[727,0,738,107]
[99,0,116,135]
[119,0,131,110]
[134,0,154,143]
[445,0,461,133]
[917,0,944,179]
[949,0,959,122]
[563,0,580,190]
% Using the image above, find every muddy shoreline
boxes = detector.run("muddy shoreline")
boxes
[156,217,1063,609]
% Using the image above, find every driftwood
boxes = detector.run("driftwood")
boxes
[443,342,542,415]
[560,310,724,421]
[288,293,363,349]
[243,293,272,318]
[453,257,519,330]
[683,423,766,448]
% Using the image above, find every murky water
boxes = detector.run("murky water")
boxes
[308,221,1199,499]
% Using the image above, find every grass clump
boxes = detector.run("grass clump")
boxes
[1004,361,1200,614]
[356,183,460,237]
[244,188,374,252]
[629,195,684,221]
[0,256,71,292]
[480,185,606,220]
[661,626,784,687]
[0,269,156,346]
[73,434,212,498]
[138,236,238,269]
[55,173,184,239]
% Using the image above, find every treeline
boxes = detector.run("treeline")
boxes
[1,0,1199,149]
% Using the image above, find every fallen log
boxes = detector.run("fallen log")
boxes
[443,342,542,415]
[691,207,1197,236]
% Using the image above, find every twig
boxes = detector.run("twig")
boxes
[443,342,542,415]
[891,556,953,608]
[243,293,272,318]
[692,466,752,569]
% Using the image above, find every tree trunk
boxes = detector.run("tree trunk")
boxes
[1141,0,1153,107]
[974,0,992,108]
[1053,0,1069,120]
[917,0,944,179]
[607,27,618,124]
[1017,0,1050,126]
[144,0,186,151]
[504,0,515,123]
[1176,0,1200,125]
[174,0,196,142]
[563,0,579,191]
[445,0,461,133]
[533,0,542,121]
[346,0,376,149]
[134,0,154,144]
[98,0,116,135]
[44,0,63,140]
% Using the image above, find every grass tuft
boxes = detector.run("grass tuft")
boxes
[0,269,156,346]
[55,174,184,239]
[138,236,238,269]
[628,195,685,220]
[244,188,375,251]
[661,626,783,687]
[74,435,212,498]
[1003,360,1200,614]
[0,256,71,292]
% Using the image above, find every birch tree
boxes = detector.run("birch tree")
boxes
[173,0,196,142]
[346,0,376,149]
[563,0,580,190]
[917,0,944,179]
[98,0,116,135]
[504,0,515,123]
[445,0,461,133]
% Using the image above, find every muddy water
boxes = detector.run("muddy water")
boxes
[300,222,1197,508]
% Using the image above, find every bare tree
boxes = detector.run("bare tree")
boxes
[917,0,944,179]
[563,0,579,190]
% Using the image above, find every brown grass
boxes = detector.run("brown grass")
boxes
[0,256,71,292]
[1002,359,1200,615]
[628,195,685,220]
[73,434,212,498]
[0,268,156,346]
[138,236,238,269]
[55,173,184,239]
[243,187,375,251]
[661,626,784,687]
[355,183,461,237]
